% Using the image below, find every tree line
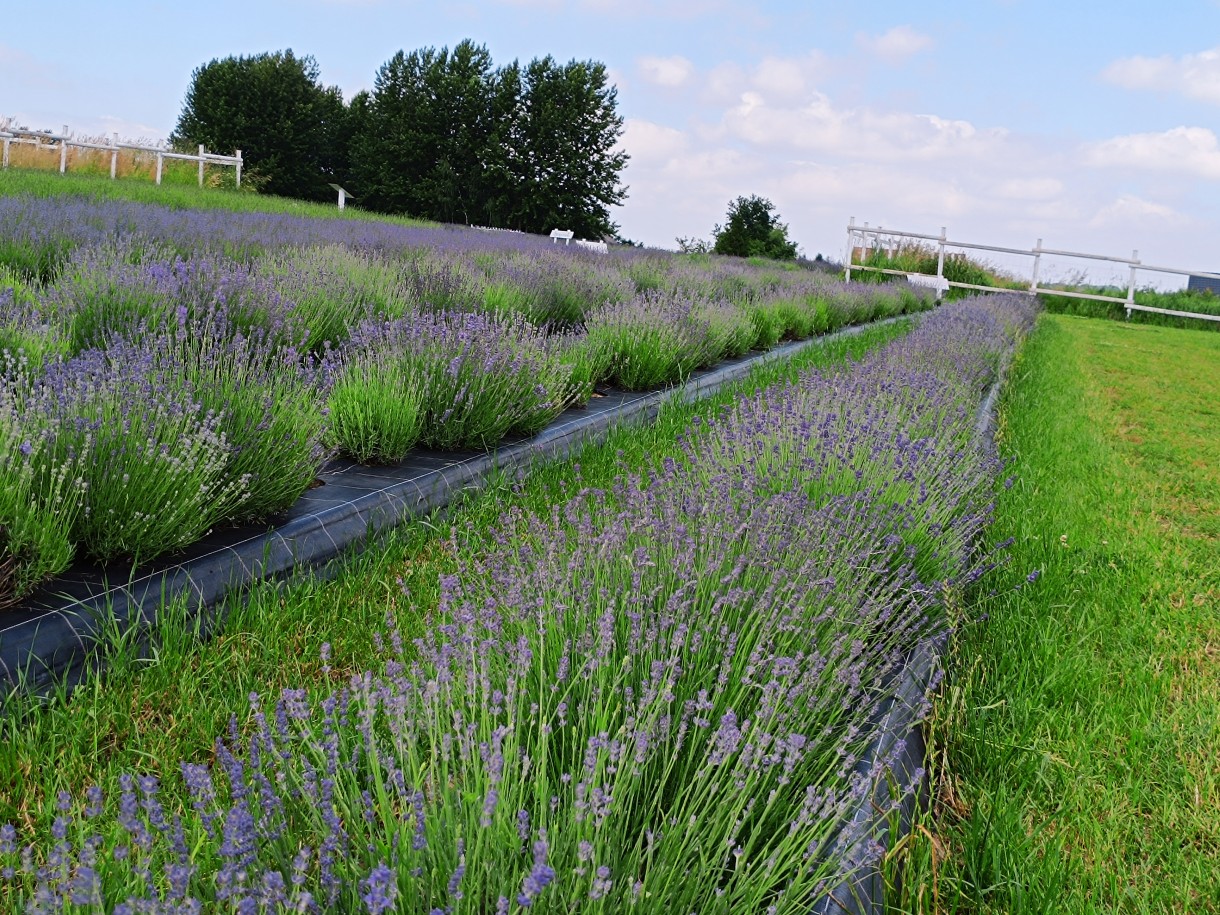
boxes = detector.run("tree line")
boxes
[171,43,629,239]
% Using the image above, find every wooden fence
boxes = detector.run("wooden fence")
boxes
[0,118,242,187]
[846,217,1220,324]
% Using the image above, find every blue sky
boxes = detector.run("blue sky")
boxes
[4,1,1220,285]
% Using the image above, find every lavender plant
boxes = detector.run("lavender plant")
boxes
[0,294,1037,911]
[0,280,68,372]
[480,252,632,327]
[340,310,572,452]
[584,293,720,390]
[13,342,247,563]
[256,246,412,349]
[0,394,81,610]
[51,245,298,355]
[694,299,757,361]
[326,350,426,464]
[153,307,334,520]
[398,252,486,314]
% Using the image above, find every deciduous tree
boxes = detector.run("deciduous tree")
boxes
[350,40,498,223]
[712,195,799,260]
[171,50,348,202]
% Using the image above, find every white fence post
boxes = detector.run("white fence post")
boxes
[198,144,206,186]
[2,137,9,169]
[845,216,856,282]
[1126,249,1139,319]
[936,226,946,297]
[58,125,68,174]
[235,150,242,188]
[1030,238,1042,293]
[155,150,163,185]
[110,133,118,179]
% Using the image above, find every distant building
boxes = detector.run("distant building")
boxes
[1187,274,1220,294]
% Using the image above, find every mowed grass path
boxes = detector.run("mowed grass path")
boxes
[895,315,1219,913]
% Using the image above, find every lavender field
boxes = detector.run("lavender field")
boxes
[2,283,1036,909]
[0,194,933,610]
[0,187,1044,911]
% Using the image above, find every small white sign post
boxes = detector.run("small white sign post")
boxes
[329,183,355,210]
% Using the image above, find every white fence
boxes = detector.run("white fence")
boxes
[0,117,242,187]
[845,217,1220,324]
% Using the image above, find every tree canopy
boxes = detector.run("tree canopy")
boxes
[173,42,629,237]
[171,50,349,202]
[712,195,799,260]
[350,43,628,237]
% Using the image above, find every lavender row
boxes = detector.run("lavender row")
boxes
[0,193,934,325]
[0,294,1038,912]
[0,242,930,607]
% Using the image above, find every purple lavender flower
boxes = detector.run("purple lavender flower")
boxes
[360,862,397,914]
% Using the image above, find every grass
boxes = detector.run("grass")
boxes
[1040,286,1220,332]
[0,164,434,225]
[887,315,1220,913]
[0,318,911,846]
[851,242,1026,298]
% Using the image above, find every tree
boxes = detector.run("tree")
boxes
[172,50,348,202]
[499,56,629,239]
[351,45,629,236]
[712,196,799,260]
[350,41,498,223]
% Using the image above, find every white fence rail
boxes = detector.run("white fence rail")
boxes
[0,117,242,187]
[845,217,1220,324]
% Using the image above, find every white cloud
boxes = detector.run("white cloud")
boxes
[993,177,1064,201]
[1084,126,1220,179]
[855,26,934,64]
[718,90,1006,161]
[637,55,694,89]
[750,53,826,99]
[1089,194,1187,229]
[1102,46,1220,104]
[620,118,689,162]
[612,50,1212,280]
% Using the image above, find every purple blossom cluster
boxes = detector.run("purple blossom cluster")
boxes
[0,293,1037,912]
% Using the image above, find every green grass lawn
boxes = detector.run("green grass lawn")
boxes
[0,319,908,847]
[890,315,1219,913]
[0,166,434,224]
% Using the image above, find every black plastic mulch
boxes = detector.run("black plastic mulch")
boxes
[0,325,892,698]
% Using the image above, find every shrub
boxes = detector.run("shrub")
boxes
[0,395,81,610]
[343,311,572,451]
[15,343,246,563]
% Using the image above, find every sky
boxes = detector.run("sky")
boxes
[4,0,1220,287]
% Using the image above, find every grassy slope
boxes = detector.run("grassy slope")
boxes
[0,319,909,843]
[0,166,434,224]
[891,315,1219,913]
